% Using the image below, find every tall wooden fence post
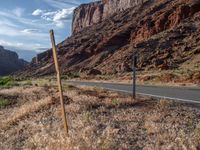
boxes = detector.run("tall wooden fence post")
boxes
[50,29,69,135]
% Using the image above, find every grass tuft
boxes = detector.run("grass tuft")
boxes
[196,128,200,137]
[63,84,77,91]
[112,98,120,106]
[61,72,80,80]
[23,80,33,86]
[0,98,10,108]
[0,76,19,88]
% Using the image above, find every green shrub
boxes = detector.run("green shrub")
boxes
[0,99,10,108]
[0,76,19,88]
[196,128,200,137]
[23,80,33,86]
[61,72,80,80]
[63,84,76,91]
[94,87,107,93]
[112,98,120,106]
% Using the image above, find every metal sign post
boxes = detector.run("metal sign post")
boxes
[130,36,137,100]
[132,55,137,100]
[50,29,69,135]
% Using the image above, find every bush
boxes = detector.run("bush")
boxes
[61,72,80,80]
[23,80,33,86]
[0,99,10,108]
[196,128,200,137]
[63,84,77,91]
[0,76,19,88]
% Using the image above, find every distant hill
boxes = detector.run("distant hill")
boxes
[0,46,28,76]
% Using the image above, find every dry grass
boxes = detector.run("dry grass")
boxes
[0,84,200,149]
[0,96,52,129]
[76,68,200,88]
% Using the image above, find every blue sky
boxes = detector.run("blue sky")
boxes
[0,0,94,61]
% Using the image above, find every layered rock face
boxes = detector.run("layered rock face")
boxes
[0,46,28,75]
[19,0,200,79]
[72,0,144,33]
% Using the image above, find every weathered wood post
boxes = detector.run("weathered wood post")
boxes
[50,29,69,135]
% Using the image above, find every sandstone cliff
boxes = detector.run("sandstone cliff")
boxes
[19,0,200,80]
[72,0,144,33]
[0,46,28,75]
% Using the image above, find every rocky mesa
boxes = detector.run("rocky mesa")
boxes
[20,0,200,80]
[0,46,28,76]
[72,0,144,33]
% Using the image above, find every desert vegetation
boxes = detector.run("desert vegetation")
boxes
[0,79,200,149]
[75,68,200,87]
[0,0,200,149]
[0,76,19,88]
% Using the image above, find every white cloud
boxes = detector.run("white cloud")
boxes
[0,21,48,39]
[53,8,75,27]
[0,40,25,50]
[16,42,24,47]
[0,10,52,30]
[53,8,74,21]
[44,0,79,9]
[0,39,48,53]
[0,39,13,46]
[0,1,78,57]
[21,29,40,34]
[32,7,75,28]
[13,8,24,17]
[32,9,43,16]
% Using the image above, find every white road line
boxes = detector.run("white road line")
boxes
[69,82,200,104]
[93,86,200,104]
[137,92,200,104]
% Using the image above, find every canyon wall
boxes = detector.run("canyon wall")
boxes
[72,0,145,33]
[19,0,200,80]
[0,46,28,75]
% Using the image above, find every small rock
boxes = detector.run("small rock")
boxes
[87,69,102,75]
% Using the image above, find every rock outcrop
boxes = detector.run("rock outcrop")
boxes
[0,46,28,75]
[18,0,200,77]
[72,0,144,33]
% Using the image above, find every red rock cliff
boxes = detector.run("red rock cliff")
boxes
[72,0,144,33]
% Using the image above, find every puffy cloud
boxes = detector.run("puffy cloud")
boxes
[53,7,75,27]
[53,8,74,21]
[32,9,43,16]
[0,39,13,46]
[32,7,75,28]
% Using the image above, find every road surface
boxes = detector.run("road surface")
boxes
[68,81,200,104]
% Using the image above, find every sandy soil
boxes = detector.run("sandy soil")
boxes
[0,85,200,150]
[76,69,200,88]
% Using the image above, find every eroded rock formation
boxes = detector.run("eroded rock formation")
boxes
[0,46,28,75]
[72,0,145,33]
[18,0,200,78]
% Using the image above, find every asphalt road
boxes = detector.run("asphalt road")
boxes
[68,81,200,104]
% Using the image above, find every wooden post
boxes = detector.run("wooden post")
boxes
[50,29,69,135]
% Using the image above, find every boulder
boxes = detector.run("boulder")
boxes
[87,69,102,75]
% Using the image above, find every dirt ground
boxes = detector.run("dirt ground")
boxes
[76,69,200,88]
[0,84,200,150]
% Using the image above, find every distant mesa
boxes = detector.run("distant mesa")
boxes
[0,46,28,76]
